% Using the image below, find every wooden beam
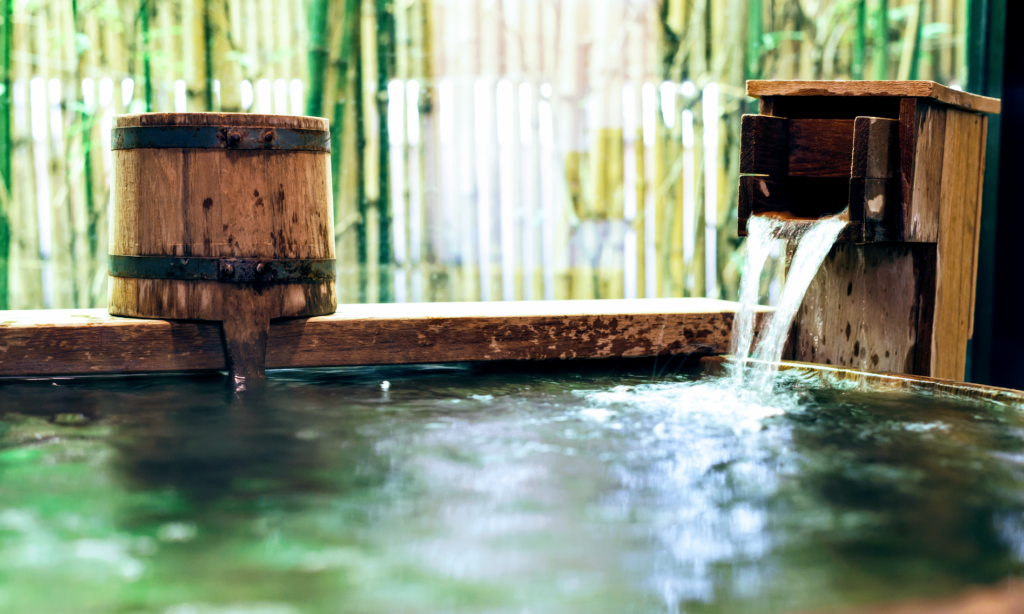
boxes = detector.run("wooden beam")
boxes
[740,114,788,175]
[851,117,899,179]
[788,119,855,177]
[0,299,769,377]
[746,80,1002,115]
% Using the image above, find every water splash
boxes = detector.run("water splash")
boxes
[732,216,847,390]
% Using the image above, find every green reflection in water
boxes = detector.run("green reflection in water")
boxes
[1,362,1023,614]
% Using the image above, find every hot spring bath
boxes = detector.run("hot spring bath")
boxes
[2,361,1024,614]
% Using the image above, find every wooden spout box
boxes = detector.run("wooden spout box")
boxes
[738,81,1000,382]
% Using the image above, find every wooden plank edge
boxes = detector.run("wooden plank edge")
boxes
[746,80,1001,115]
[0,300,772,377]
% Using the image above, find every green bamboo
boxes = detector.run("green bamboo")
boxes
[746,0,762,80]
[375,0,393,303]
[203,0,213,111]
[853,0,867,79]
[140,0,152,111]
[354,17,368,303]
[908,0,925,80]
[873,0,889,79]
[72,0,98,305]
[0,0,11,309]
[306,0,332,117]
[331,0,360,196]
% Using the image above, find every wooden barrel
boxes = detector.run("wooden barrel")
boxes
[108,113,336,382]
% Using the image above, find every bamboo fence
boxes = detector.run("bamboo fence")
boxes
[0,0,972,309]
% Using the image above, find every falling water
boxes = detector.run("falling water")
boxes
[730,216,785,388]
[732,216,847,390]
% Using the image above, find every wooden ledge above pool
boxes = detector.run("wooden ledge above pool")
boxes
[0,299,767,377]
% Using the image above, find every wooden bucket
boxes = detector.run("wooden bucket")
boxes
[108,113,337,384]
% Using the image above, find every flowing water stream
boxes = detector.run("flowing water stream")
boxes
[731,216,847,390]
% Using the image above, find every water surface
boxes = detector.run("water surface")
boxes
[1,362,1023,613]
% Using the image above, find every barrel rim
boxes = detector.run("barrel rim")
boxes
[115,112,329,131]
[112,126,330,152]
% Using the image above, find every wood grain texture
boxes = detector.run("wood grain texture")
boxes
[115,113,329,130]
[851,117,899,179]
[740,114,788,175]
[849,178,898,241]
[932,108,985,381]
[787,119,855,177]
[109,112,337,382]
[0,299,770,377]
[746,80,1001,114]
[793,243,927,373]
[969,116,989,338]
[900,99,946,242]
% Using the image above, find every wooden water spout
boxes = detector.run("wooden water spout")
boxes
[738,81,1001,381]
[108,113,337,386]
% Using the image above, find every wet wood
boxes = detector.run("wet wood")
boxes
[0,299,770,377]
[792,243,930,374]
[747,80,1002,115]
[969,117,988,338]
[852,117,899,179]
[787,119,855,177]
[109,113,336,384]
[899,99,946,242]
[740,114,788,175]
[849,178,899,241]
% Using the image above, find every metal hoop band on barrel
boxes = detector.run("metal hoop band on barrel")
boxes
[108,255,336,283]
[112,126,331,152]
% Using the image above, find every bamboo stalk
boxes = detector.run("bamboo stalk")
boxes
[72,0,98,305]
[204,0,214,110]
[853,0,867,79]
[874,0,889,80]
[140,0,152,111]
[0,0,11,308]
[331,0,360,200]
[375,0,393,303]
[354,12,368,303]
[746,0,762,80]
[306,0,330,117]
[908,0,925,80]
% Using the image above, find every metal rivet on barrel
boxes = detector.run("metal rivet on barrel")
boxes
[227,131,242,146]
[255,262,265,274]
[263,130,275,143]
[224,264,234,275]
